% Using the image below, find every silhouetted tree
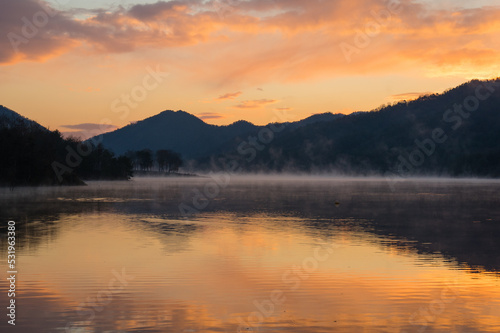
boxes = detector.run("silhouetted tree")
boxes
[77,143,133,180]
[155,149,183,173]
[166,151,183,173]
[156,149,169,172]
[136,149,153,171]
[125,150,138,170]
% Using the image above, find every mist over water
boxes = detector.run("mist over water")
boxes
[1,176,500,332]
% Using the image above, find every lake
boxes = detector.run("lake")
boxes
[1,176,500,332]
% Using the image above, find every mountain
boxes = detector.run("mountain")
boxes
[91,79,500,177]
[232,78,500,177]
[92,110,344,158]
[92,110,259,158]
[4,77,494,180]
[290,112,345,129]
[0,105,46,130]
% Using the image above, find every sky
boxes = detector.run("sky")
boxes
[1,0,499,138]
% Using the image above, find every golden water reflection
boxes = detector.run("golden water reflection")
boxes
[2,210,500,332]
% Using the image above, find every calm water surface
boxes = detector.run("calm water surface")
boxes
[1,177,500,333]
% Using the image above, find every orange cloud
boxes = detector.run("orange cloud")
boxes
[233,99,278,109]
[60,123,118,140]
[1,0,500,86]
[197,112,226,120]
[215,91,242,101]
[388,91,435,102]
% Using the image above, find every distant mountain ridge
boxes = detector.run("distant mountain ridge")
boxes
[235,78,500,176]
[91,110,345,158]
[3,78,500,178]
[92,110,258,158]
[290,112,345,129]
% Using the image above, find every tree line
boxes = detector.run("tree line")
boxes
[0,118,133,187]
[125,149,183,173]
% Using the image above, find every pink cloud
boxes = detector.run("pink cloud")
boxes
[233,99,278,109]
